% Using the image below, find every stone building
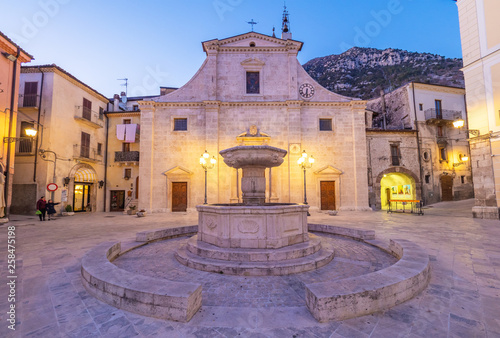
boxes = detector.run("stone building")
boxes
[12,65,108,215]
[0,31,33,218]
[134,31,370,213]
[457,0,500,219]
[367,82,473,209]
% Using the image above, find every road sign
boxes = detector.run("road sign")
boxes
[47,183,58,192]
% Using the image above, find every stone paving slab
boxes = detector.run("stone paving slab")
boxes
[0,199,499,337]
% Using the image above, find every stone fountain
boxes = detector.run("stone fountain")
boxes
[175,129,335,275]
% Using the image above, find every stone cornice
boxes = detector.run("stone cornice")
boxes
[202,32,303,54]
[105,112,141,118]
[149,100,356,108]
[413,82,465,95]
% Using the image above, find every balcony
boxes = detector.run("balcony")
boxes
[73,144,103,163]
[74,106,104,128]
[18,94,39,112]
[424,108,462,124]
[115,151,140,164]
[15,138,36,155]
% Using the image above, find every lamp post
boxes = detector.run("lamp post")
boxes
[297,150,314,214]
[200,150,216,204]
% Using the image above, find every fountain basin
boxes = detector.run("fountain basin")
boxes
[197,203,309,249]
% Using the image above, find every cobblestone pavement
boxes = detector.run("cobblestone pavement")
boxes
[0,199,499,337]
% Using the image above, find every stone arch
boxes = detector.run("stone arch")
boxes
[66,163,98,212]
[373,167,421,210]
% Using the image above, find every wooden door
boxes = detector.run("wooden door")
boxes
[320,181,335,210]
[172,182,187,212]
[135,176,139,199]
[110,190,125,211]
[441,176,453,201]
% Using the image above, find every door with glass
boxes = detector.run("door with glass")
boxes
[73,183,91,212]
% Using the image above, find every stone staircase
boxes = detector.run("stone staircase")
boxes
[123,198,138,214]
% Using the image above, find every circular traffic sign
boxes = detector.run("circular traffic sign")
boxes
[47,183,58,192]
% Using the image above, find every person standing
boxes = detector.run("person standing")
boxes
[46,199,60,221]
[36,196,47,221]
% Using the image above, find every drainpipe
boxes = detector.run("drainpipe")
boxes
[4,47,20,217]
[463,94,474,196]
[33,67,45,182]
[411,83,425,205]
[103,113,109,212]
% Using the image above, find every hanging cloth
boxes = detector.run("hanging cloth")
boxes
[125,124,137,143]
[116,124,126,140]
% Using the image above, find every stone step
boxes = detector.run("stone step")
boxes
[174,241,335,276]
[186,234,322,262]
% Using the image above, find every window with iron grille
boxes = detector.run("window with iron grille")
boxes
[81,132,90,158]
[390,144,400,166]
[18,121,34,153]
[97,143,102,156]
[319,118,333,131]
[99,107,104,120]
[83,98,92,121]
[173,118,187,131]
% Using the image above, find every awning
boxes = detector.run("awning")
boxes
[74,168,97,182]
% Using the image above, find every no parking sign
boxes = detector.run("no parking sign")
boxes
[47,183,58,192]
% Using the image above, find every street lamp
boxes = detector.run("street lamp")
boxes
[453,119,480,137]
[453,153,469,167]
[200,150,216,204]
[297,150,314,213]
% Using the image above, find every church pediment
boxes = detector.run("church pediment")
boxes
[202,32,303,52]
[314,165,343,176]
[163,166,193,177]
[241,58,265,67]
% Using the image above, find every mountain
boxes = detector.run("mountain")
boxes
[302,47,464,100]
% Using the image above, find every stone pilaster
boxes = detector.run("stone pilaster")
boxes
[204,101,220,203]
[138,101,155,212]
[287,100,303,203]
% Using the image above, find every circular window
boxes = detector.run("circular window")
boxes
[249,42,256,47]
[423,151,430,161]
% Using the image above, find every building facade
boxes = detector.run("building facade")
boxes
[12,65,108,215]
[457,0,500,219]
[134,32,370,213]
[367,82,473,209]
[0,31,32,218]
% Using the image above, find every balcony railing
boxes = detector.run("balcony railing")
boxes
[424,108,462,122]
[74,106,104,128]
[73,144,102,162]
[115,151,140,162]
[18,94,39,108]
[15,138,36,155]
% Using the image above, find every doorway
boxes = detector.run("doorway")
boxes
[110,190,125,211]
[73,183,92,212]
[172,182,187,212]
[441,175,453,201]
[320,181,336,210]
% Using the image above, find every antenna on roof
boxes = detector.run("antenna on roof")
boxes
[117,78,128,96]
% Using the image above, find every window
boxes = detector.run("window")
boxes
[133,105,139,111]
[425,175,430,184]
[124,168,132,179]
[23,82,38,107]
[123,119,131,125]
[419,104,423,111]
[99,107,104,120]
[122,143,130,152]
[173,118,187,131]
[439,147,447,161]
[319,118,333,131]
[83,98,92,121]
[423,151,430,161]
[435,100,442,119]
[249,42,256,47]
[80,132,90,158]
[390,144,400,166]
[437,126,443,137]
[461,175,465,184]
[246,71,260,94]
[97,143,102,156]
[19,121,34,153]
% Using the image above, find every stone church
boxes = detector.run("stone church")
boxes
[137,29,370,213]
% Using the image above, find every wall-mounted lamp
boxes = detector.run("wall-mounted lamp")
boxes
[453,119,480,137]
[453,153,469,167]
[63,177,70,187]
[3,121,42,143]
[1,52,17,62]
[98,180,104,189]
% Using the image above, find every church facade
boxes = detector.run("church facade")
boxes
[137,32,370,213]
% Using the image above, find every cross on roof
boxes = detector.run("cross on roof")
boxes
[247,19,257,31]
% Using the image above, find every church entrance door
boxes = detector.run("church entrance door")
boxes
[172,182,187,212]
[320,181,336,210]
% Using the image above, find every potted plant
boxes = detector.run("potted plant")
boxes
[62,204,74,216]
[136,209,147,217]
[127,205,137,215]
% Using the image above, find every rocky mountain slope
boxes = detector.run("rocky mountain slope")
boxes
[303,47,464,100]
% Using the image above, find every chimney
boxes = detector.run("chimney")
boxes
[113,94,120,111]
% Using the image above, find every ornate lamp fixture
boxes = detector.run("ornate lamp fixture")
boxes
[200,150,216,204]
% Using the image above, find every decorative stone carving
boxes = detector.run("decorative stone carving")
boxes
[238,220,259,234]
[206,217,217,230]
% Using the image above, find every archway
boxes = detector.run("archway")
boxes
[374,167,420,210]
[68,163,98,212]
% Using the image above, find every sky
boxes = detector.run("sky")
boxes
[2,0,462,98]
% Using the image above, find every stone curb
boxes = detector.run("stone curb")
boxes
[304,238,430,322]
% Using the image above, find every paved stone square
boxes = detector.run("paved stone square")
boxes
[1,199,500,337]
